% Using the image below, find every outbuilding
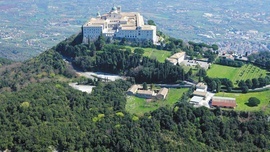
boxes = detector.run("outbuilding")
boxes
[136,90,155,99]
[190,96,204,105]
[211,96,236,108]
[193,91,207,99]
[156,88,169,99]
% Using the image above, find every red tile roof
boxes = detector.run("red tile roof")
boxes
[212,97,236,108]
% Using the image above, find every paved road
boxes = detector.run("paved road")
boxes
[69,83,95,94]
[249,84,270,91]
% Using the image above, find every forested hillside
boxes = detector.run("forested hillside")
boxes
[0,49,75,92]
[0,80,269,151]
[0,58,13,67]
[0,33,269,151]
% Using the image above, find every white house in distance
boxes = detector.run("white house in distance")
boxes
[166,52,186,65]
[82,5,157,43]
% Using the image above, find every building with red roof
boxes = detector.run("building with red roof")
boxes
[211,96,236,109]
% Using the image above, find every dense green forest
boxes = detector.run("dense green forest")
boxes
[56,37,186,84]
[215,57,244,67]
[0,33,269,151]
[0,80,269,151]
[54,33,219,84]
[248,51,270,70]
[0,57,13,67]
[0,49,75,92]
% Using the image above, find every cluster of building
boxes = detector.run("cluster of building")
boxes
[82,6,157,43]
[126,82,237,109]
[166,52,210,69]
[126,84,169,100]
[190,82,237,109]
[220,53,248,62]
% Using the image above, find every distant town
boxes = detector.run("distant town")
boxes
[0,0,269,61]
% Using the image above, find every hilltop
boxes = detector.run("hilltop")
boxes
[0,27,269,151]
[1,1,269,60]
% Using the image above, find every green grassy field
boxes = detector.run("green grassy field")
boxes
[207,64,268,85]
[126,88,189,116]
[125,46,171,63]
[216,90,270,114]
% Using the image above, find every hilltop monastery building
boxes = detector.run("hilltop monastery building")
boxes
[82,6,157,43]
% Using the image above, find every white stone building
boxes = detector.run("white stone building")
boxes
[83,6,157,43]
[166,52,186,65]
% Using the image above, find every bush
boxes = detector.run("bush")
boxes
[247,97,260,107]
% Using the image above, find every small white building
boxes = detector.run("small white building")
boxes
[196,82,208,92]
[190,96,204,105]
[166,52,186,65]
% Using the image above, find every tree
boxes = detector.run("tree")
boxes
[238,80,246,88]
[247,97,260,107]
[215,79,221,93]
[252,78,259,88]
[188,69,193,76]
[143,82,148,90]
[197,68,207,78]
[94,34,105,50]
[245,79,253,89]
[242,86,249,93]
[134,48,145,55]
[120,38,126,45]
[212,44,219,51]
[90,43,96,56]
[210,81,217,92]
[147,20,156,26]
[258,78,266,87]
[265,61,270,70]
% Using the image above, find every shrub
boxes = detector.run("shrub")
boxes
[247,97,260,107]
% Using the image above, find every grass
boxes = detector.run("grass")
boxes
[126,88,189,116]
[216,90,270,114]
[125,46,171,63]
[207,64,268,86]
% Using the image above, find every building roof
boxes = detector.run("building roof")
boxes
[193,91,207,97]
[166,52,186,64]
[137,90,154,96]
[190,96,204,103]
[170,52,186,59]
[211,96,236,108]
[196,88,206,92]
[127,85,141,94]
[157,88,169,96]
[166,58,178,64]
[84,8,151,31]
[196,82,207,89]
[141,25,156,30]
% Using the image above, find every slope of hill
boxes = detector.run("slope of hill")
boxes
[0,34,269,151]
[0,80,269,151]
[0,49,75,92]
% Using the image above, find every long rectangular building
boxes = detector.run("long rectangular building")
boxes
[211,96,236,109]
[83,6,157,43]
